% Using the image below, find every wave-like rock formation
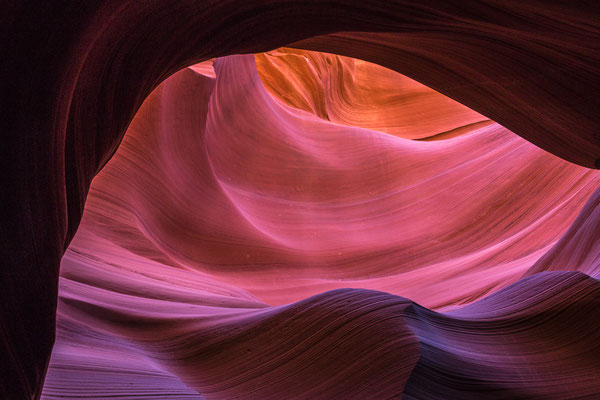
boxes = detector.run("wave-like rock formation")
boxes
[2,2,599,399]
[255,49,490,140]
[38,53,600,399]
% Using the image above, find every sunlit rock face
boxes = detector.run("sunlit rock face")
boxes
[255,48,490,140]
[39,51,600,399]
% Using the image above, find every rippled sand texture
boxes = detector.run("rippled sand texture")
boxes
[40,53,600,399]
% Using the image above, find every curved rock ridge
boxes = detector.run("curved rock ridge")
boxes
[293,29,600,167]
[526,186,600,278]
[39,52,600,398]
[2,2,599,398]
[46,240,600,399]
[403,271,600,400]
[64,54,600,307]
[255,48,490,140]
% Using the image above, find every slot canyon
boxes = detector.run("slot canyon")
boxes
[1,2,599,399]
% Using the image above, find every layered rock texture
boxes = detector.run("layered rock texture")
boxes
[1,2,599,399]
